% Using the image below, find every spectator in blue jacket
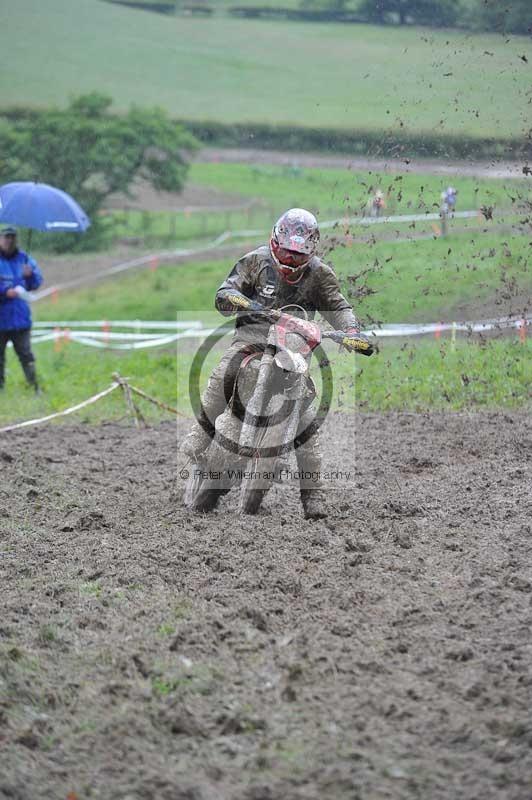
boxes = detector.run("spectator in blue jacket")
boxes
[0,226,43,391]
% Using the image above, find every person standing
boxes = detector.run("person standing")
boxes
[0,226,43,391]
[444,186,458,212]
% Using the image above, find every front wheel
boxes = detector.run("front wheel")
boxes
[240,473,272,515]
[238,436,281,516]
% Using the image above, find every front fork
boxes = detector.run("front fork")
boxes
[238,344,275,457]
[239,356,306,466]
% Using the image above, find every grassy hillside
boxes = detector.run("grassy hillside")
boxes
[101,163,529,249]
[2,0,530,138]
[189,163,527,215]
[33,230,531,324]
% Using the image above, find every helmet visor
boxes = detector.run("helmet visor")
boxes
[274,247,311,269]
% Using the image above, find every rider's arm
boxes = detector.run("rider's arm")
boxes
[315,264,361,332]
[215,254,256,316]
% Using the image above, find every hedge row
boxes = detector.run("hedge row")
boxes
[2,108,527,161]
[228,6,365,23]
[104,2,363,20]
[103,1,215,14]
[106,0,177,13]
[180,119,530,161]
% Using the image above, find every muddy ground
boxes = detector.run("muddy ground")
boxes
[1,412,531,800]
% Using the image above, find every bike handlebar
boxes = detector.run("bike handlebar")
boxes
[217,289,373,355]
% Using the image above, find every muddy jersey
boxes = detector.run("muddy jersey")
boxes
[215,245,360,342]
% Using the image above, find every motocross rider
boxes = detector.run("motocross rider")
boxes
[182,208,373,519]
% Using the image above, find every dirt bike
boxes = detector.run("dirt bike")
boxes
[184,289,372,515]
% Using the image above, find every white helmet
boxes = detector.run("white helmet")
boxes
[272,208,320,255]
[270,208,320,283]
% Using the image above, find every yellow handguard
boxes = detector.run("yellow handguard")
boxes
[217,289,266,316]
[226,291,252,310]
[341,334,373,354]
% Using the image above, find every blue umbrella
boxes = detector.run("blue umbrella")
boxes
[0,182,90,233]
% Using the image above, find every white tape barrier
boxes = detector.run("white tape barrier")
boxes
[29,209,485,303]
[32,320,203,330]
[23,315,530,350]
[372,317,530,337]
[0,383,120,434]
[319,209,479,230]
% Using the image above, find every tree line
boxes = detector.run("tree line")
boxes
[312,0,531,33]
[166,0,531,33]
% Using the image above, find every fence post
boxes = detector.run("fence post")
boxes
[451,321,457,351]
[102,320,110,347]
[440,202,449,237]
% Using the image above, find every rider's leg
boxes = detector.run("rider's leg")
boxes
[181,339,252,458]
[294,407,328,520]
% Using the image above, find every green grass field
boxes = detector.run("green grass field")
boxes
[33,230,531,324]
[3,0,529,137]
[1,225,529,426]
[189,163,527,216]
[0,335,529,427]
[98,162,530,249]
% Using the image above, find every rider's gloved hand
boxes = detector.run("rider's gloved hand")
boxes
[216,290,252,316]
[217,290,265,317]
[343,328,374,356]
[217,296,238,316]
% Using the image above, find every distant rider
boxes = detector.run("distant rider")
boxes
[442,186,458,212]
[371,190,386,218]
[0,226,43,392]
[181,208,373,520]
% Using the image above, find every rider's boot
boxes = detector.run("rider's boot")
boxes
[181,340,248,460]
[180,416,214,460]
[295,424,328,521]
[300,488,328,521]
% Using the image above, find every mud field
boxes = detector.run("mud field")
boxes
[1,412,531,800]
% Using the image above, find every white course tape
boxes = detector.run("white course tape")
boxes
[0,383,119,434]
[25,315,530,350]
[66,332,184,350]
[369,316,531,337]
[319,209,479,230]
[32,320,203,330]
